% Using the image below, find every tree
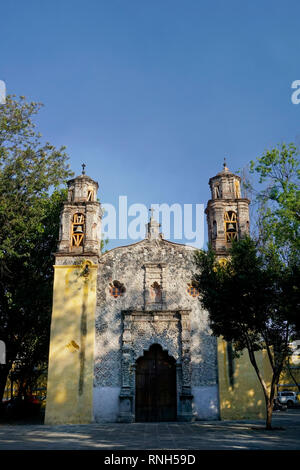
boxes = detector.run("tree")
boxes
[246,143,300,394]
[0,95,73,402]
[194,237,298,430]
[246,142,300,264]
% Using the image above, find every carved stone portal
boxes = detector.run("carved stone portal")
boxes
[118,309,194,422]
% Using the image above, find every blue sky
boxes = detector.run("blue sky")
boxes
[1,1,300,249]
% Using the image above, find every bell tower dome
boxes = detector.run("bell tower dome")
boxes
[205,160,250,257]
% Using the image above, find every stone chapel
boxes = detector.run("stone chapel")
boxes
[45,163,266,425]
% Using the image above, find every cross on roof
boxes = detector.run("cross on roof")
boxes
[149,207,155,219]
[82,163,86,175]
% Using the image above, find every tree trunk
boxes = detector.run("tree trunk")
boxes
[0,364,10,403]
[266,400,273,430]
[287,359,300,393]
[246,343,275,429]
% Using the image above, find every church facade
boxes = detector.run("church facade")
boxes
[45,164,263,425]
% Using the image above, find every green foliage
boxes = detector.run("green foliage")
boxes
[247,143,300,263]
[194,238,295,353]
[194,237,299,428]
[0,95,73,400]
[0,95,72,265]
[3,189,67,396]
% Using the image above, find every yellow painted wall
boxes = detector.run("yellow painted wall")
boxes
[278,343,300,393]
[279,368,300,393]
[217,338,273,420]
[45,260,97,425]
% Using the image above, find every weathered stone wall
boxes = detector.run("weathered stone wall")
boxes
[93,237,219,422]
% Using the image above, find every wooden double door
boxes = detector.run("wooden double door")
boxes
[135,344,177,422]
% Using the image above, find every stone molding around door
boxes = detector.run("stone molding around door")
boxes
[118,309,194,423]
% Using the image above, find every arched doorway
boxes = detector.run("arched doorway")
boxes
[135,344,177,422]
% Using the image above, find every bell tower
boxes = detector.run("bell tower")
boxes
[57,165,102,256]
[45,166,102,425]
[205,160,250,258]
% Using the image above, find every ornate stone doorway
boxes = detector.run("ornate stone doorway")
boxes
[135,344,176,422]
[118,309,194,423]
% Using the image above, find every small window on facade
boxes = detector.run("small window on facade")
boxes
[71,213,85,247]
[109,280,126,298]
[150,281,162,302]
[224,211,238,242]
[187,281,200,298]
[87,189,94,201]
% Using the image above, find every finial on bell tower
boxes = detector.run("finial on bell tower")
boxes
[82,163,86,175]
[223,157,229,172]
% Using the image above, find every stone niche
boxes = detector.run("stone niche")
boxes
[118,308,194,423]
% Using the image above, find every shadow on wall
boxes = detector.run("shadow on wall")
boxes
[217,338,272,420]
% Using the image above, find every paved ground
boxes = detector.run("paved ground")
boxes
[0,410,299,450]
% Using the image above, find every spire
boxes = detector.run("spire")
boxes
[149,207,156,221]
[223,157,229,172]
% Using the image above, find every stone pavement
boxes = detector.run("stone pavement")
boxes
[0,410,299,450]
